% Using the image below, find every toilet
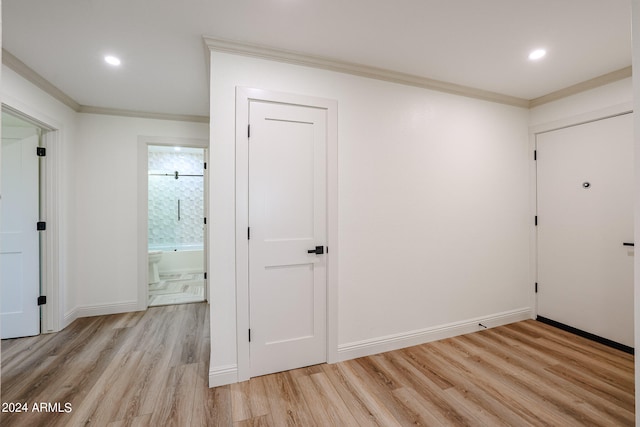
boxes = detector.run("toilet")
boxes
[148,250,163,284]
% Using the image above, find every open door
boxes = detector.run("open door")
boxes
[1,131,40,338]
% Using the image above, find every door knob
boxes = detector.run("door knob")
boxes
[307,246,324,254]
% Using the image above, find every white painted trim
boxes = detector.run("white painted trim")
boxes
[79,106,208,123]
[74,301,140,318]
[63,307,79,329]
[337,308,533,362]
[137,136,209,311]
[234,87,339,382]
[209,364,238,388]
[529,67,632,108]
[40,129,62,333]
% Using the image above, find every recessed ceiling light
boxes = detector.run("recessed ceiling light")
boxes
[528,49,547,61]
[174,146,181,152]
[104,55,121,66]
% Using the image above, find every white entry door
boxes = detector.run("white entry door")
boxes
[1,133,40,339]
[248,100,327,377]
[537,113,633,348]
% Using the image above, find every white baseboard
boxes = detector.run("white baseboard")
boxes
[209,364,238,388]
[63,307,79,329]
[336,307,533,362]
[74,301,141,319]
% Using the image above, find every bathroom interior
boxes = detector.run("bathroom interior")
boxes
[147,145,206,306]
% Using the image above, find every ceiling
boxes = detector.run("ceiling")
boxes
[2,0,632,118]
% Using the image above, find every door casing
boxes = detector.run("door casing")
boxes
[235,87,338,382]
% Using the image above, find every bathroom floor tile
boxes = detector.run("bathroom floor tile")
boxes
[148,272,205,307]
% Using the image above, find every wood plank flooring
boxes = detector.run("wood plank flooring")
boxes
[1,303,634,426]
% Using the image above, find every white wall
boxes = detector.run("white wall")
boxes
[73,113,208,314]
[209,51,532,384]
[2,65,78,331]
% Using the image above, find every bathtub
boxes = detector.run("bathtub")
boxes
[149,244,204,275]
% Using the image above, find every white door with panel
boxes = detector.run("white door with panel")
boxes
[1,133,40,339]
[248,100,327,377]
[537,113,633,347]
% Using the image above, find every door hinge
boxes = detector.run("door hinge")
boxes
[248,329,251,342]
[37,295,46,305]
[204,272,207,280]
[204,162,207,170]
[248,227,250,240]
[535,216,538,226]
[37,221,46,231]
[248,124,251,138]
[535,282,538,293]
[204,217,207,225]
[534,150,537,161]
[37,147,46,157]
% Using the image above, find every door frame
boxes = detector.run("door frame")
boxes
[136,136,209,310]
[529,102,633,318]
[235,87,338,382]
[2,103,62,334]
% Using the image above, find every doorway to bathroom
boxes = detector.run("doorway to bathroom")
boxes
[145,144,207,307]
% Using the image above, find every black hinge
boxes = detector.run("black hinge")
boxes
[534,150,537,161]
[204,162,207,170]
[248,329,251,342]
[37,147,46,157]
[248,227,250,240]
[535,216,538,226]
[37,221,46,231]
[535,282,538,293]
[248,125,251,138]
[37,295,46,305]
[204,272,207,280]
[204,217,207,225]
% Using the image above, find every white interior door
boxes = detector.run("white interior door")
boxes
[1,133,40,339]
[537,113,634,348]
[248,100,327,377]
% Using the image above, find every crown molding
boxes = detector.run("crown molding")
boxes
[203,36,530,108]
[2,49,209,123]
[78,106,209,123]
[529,66,632,108]
[3,49,81,111]
[4,41,632,118]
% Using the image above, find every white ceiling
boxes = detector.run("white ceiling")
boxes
[2,0,632,118]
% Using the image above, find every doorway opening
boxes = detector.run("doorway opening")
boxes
[137,136,208,309]
[147,145,206,306]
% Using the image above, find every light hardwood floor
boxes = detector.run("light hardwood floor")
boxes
[1,303,634,426]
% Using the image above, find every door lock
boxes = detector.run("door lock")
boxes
[307,246,324,255]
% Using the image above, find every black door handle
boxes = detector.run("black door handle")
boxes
[623,242,635,247]
[307,246,324,254]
